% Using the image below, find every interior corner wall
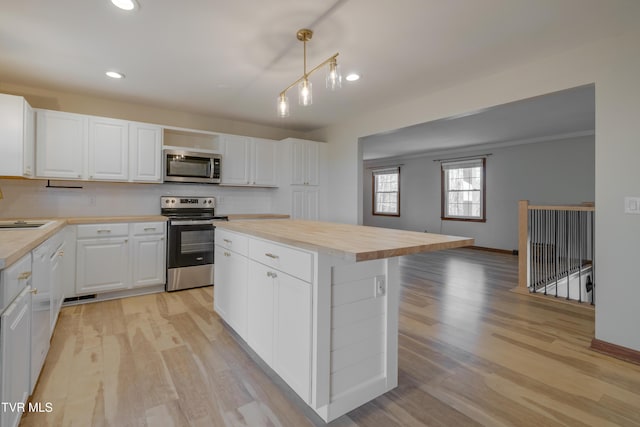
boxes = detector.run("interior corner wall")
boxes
[312,28,640,352]
[362,136,595,251]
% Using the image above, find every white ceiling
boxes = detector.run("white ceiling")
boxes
[1,1,638,132]
[361,84,595,160]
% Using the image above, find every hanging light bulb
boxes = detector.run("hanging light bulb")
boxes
[326,58,342,91]
[298,78,312,106]
[277,93,290,117]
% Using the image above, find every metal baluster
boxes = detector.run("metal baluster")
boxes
[578,211,582,303]
[565,210,570,300]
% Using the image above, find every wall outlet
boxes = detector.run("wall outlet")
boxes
[625,197,640,214]
[375,276,386,297]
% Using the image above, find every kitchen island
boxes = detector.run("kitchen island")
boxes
[213,219,473,422]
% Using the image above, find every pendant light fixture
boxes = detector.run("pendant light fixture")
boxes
[277,29,341,118]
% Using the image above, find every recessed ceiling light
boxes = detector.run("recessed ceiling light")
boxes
[106,71,125,79]
[110,0,138,11]
[345,73,360,82]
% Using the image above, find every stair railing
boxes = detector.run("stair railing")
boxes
[518,200,595,304]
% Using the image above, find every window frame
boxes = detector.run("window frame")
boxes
[440,158,486,222]
[372,167,401,217]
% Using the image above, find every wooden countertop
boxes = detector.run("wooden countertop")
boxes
[0,220,67,269]
[0,216,167,270]
[226,214,290,220]
[66,215,167,224]
[216,219,474,262]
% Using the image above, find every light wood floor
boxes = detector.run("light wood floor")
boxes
[20,248,640,426]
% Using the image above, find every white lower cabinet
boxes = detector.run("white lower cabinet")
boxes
[292,187,319,220]
[273,271,311,402]
[214,245,247,338]
[75,221,166,295]
[132,235,165,288]
[76,237,129,294]
[215,230,313,404]
[247,260,275,365]
[0,254,32,427]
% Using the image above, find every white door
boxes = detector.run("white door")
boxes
[221,135,251,185]
[291,140,307,185]
[213,246,231,321]
[36,110,87,179]
[76,237,129,294]
[50,241,64,336]
[305,188,319,220]
[247,260,274,365]
[253,138,278,186]
[305,141,319,186]
[132,235,165,288]
[23,101,35,177]
[1,287,32,427]
[130,123,162,182]
[291,189,306,220]
[273,272,312,403]
[214,246,248,338]
[88,117,129,181]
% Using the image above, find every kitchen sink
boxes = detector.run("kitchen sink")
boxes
[0,220,54,230]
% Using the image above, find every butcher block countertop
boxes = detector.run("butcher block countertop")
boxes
[216,219,474,262]
[226,213,290,220]
[0,215,168,270]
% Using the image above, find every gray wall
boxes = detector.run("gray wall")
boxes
[363,135,595,251]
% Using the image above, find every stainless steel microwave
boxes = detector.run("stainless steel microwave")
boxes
[163,149,222,184]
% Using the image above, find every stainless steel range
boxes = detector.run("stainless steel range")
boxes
[161,196,228,291]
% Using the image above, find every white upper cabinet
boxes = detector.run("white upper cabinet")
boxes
[36,110,87,180]
[0,94,35,177]
[129,123,162,182]
[221,135,279,187]
[221,134,251,185]
[88,117,129,181]
[252,138,278,186]
[290,139,319,186]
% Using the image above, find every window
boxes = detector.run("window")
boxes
[373,167,400,216]
[441,158,486,221]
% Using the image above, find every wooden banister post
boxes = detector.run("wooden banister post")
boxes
[518,200,529,290]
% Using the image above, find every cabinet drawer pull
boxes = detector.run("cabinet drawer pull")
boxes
[144,227,156,231]
[223,239,232,244]
[30,288,38,295]
[97,229,111,233]
[18,272,32,280]
[196,257,204,261]
[265,253,279,259]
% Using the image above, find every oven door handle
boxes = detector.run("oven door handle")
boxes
[170,219,216,226]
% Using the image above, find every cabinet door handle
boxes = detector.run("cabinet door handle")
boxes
[18,272,32,280]
[223,239,232,244]
[196,257,204,261]
[267,271,277,278]
[144,227,156,231]
[97,229,111,233]
[30,288,38,295]
[224,252,231,257]
[265,253,279,259]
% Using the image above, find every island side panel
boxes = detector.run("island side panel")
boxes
[314,255,399,422]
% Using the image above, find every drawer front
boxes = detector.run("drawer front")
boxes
[76,223,129,238]
[132,222,165,236]
[249,239,312,283]
[216,229,248,256]
[0,253,32,313]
